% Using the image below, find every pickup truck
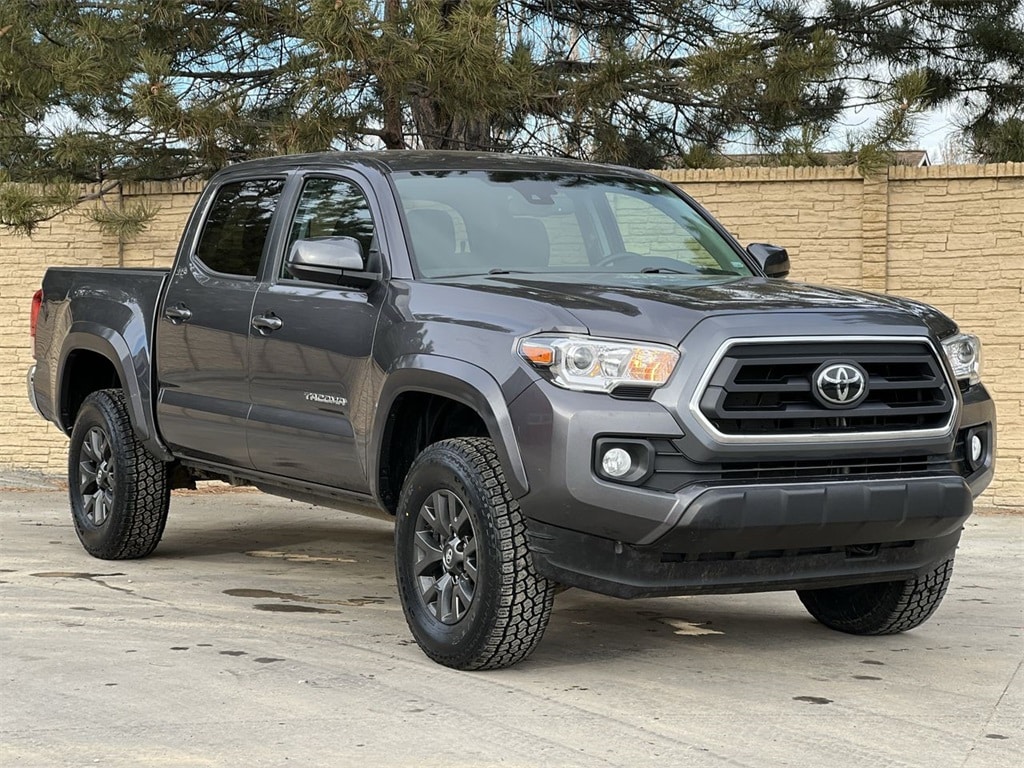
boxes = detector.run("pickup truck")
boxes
[28,151,995,670]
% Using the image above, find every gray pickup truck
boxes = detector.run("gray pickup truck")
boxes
[28,152,995,669]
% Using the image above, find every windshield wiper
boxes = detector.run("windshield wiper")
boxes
[641,266,737,277]
[488,268,534,275]
[640,267,693,275]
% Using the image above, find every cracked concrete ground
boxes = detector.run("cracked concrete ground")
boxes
[1,481,1021,767]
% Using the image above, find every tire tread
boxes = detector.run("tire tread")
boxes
[396,437,555,670]
[69,389,170,560]
[798,557,954,635]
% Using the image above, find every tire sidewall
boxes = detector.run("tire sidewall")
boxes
[395,446,502,665]
[68,394,132,556]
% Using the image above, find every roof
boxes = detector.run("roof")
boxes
[217,150,655,178]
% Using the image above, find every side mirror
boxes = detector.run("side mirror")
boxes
[746,243,791,279]
[286,237,380,286]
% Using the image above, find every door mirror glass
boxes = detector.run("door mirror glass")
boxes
[746,242,791,278]
[286,237,367,284]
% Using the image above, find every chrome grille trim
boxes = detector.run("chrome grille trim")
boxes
[687,335,960,445]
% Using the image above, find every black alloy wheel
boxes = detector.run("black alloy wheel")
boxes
[413,489,478,625]
[78,426,116,528]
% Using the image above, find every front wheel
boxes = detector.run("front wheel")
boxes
[395,438,556,670]
[68,389,170,559]
[797,557,954,635]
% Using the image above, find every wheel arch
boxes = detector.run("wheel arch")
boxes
[58,324,171,460]
[371,356,529,512]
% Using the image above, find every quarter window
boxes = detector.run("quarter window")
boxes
[194,179,284,277]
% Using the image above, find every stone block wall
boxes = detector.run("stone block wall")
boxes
[1,165,1020,505]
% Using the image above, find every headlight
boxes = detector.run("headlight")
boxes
[518,335,680,393]
[941,332,982,386]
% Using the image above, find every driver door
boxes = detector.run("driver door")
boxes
[246,173,386,491]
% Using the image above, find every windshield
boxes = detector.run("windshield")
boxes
[392,171,753,279]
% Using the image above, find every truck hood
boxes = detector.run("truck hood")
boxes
[428,274,956,344]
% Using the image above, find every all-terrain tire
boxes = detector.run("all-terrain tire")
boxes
[395,437,556,670]
[68,389,171,559]
[797,557,955,635]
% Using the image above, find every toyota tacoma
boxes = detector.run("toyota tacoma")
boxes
[27,152,995,669]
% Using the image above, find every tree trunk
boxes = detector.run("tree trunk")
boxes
[381,0,406,149]
[409,0,497,151]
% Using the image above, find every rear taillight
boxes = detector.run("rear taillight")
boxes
[30,289,43,353]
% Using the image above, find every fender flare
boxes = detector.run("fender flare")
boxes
[58,323,172,461]
[370,355,529,499]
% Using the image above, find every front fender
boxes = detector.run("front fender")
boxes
[371,355,530,498]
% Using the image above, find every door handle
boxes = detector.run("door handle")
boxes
[164,304,192,324]
[252,313,283,332]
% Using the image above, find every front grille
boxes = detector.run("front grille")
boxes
[659,540,916,563]
[712,455,932,481]
[610,384,655,400]
[697,339,954,436]
[641,437,967,494]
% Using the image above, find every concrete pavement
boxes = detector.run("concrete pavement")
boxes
[1,483,1021,767]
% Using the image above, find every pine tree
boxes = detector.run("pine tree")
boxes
[2,1,1021,234]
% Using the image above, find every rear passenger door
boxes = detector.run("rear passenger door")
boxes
[155,176,285,468]
[246,173,386,491]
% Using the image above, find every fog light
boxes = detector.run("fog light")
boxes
[970,434,983,464]
[601,447,633,478]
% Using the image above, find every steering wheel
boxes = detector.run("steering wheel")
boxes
[594,251,645,268]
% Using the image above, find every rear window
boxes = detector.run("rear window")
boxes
[194,179,284,277]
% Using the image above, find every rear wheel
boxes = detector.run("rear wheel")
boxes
[68,389,170,559]
[395,437,555,670]
[797,557,954,635]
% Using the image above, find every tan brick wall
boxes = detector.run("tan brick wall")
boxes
[2,166,1021,505]
[885,166,1024,506]
[118,181,204,269]
[0,182,202,475]
[656,163,1023,506]
[659,166,866,288]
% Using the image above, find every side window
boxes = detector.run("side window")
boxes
[194,179,284,277]
[285,177,375,277]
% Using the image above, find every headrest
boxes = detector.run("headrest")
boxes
[406,209,457,272]
[511,217,550,268]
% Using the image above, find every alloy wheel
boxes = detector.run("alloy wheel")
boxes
[78,426,115,527]
[413,489,478,624]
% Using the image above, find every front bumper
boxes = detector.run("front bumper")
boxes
[508,376,994,598]
[526,476,969,598]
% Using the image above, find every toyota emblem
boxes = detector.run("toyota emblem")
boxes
[813,361,869,408]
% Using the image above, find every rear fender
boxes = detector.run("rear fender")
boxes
[58,323,172,461]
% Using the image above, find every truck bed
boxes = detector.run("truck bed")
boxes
[33,267,170,454]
